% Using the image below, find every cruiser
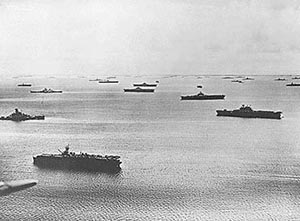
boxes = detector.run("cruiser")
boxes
[181,91,225,100]
[33,145,121,173]
[216,105,282,119]
[133,82,157,87]
[0,109,45,121]
[124,87,155,93]
[30,88,63,93]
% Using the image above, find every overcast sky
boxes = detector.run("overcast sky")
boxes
[1,0,300,77]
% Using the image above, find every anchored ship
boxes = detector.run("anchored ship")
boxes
[33,145,121,173]
[286,82,300,87]
[124,87,155,93]
[98,80,119,83]
[133,82,157,87]
[274,78,286,81]
[181,91,225,100]
[216,105,282,119]
[0,109,45,121]
[17,83,32,87]
[30,88,63,93]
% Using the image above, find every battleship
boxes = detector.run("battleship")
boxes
[216,105,282,119]
[98,79,119,83]
[124,87,155,93]
[0,109,45,121]
[181,91,225,100]
[286,82,300,87]
[17,83,32,87]
[30,88,63,93]
[33,145,121,173]
[133,82,157,87]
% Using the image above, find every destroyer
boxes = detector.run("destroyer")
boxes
[0,109,45,121]
[124,87,155,93]
[133,82,157,87]
[181,91,225,100]
[33,145,121,172]
[30,88,63,93]
[216,105,282,119]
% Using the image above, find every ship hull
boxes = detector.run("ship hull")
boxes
[0,116,45,121]
[133,84,157,87]
[124,89,154,92]
[30,91,62,93]
[216,110,281,119]
[98,81,119,83]
[33,156,121,173]
[181,95,225,100]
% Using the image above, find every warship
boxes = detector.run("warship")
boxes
[133,82,157,87]
[98,79,119,83]
[33,145,121,173]
[274,78,286,81]
[17,83,32,87]
[286,82,300,87]
[0,109,45,121]
[30,88,63,93]
[216,105,282,119]
[124,87,155,92]
[181,91,225,100]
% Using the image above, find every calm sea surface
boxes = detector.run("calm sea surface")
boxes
[1,75,300,220]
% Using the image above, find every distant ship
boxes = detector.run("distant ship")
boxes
[133,82,157,87]
[0,109,45,121]
[33,145,121,173]
[274,78,286,81]
[222,76,234,79]
[286,82,300,87]
[216,105,282,119]
[17,83,32,87]
[30,88,63,93]
[89,78,102,81]
[124,87,155,93]
[231,80,244,83]
[292,76,300,79]
[242,77,254,80]
[98,80,119,83]
[197,85,203,88]
[181,91,225,100]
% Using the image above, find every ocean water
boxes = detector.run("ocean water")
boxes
[1,75,300,220]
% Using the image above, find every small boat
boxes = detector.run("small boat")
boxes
[30,88,63,93]
[222,76,234,79]
[216,105,282,119]
[292,76,300,79]
[133,82,157,87]
[17,83,32,87]
[124,87,155,93]
[181,91,225,100]
[98,80,119,83]
[197,85,203,88]
[155,80,160,83]
[286,82,300,87]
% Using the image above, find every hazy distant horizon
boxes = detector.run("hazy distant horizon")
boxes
[1,0,300,77]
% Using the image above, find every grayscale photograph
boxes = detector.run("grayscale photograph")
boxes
[1,0,300,220]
